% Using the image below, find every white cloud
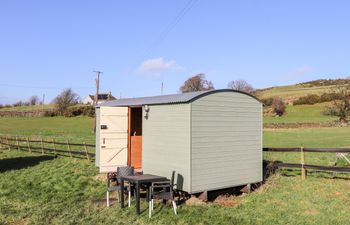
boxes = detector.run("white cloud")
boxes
[285,66,312,79]
[138,57,183,74]
[294,66,312,75]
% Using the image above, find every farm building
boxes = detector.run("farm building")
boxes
[95,89,263,194]
[83,92,116,105]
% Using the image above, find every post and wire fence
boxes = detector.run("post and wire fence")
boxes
[263,147,350,179]
[1,136,350,177]
[0,135,95,160]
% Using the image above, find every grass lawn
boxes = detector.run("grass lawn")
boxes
[1,149,350,225]
[263,103,339,124]
[0,116,94,143]
[1,117,350,224]
[264,127,350,166]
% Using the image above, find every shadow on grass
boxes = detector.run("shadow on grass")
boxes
[279,168,350,180]
[0,155,56,172]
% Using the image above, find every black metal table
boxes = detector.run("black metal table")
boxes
[120,174,168,215]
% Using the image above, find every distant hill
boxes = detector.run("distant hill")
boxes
[255,78,350,104]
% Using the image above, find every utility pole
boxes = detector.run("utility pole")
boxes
[93,71,102,106]
[93,70,102,133]
[42,94,45,110]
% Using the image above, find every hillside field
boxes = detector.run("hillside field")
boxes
[262,102,349,124]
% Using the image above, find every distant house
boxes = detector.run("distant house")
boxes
[82,92,116,105]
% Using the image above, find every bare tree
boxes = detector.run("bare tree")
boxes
[29,96,39,105]
[327,84,350,123]
[13,101,24,107]
[272,97,286,116]
[180,74,214,93]
[53,89,80,116]
[227,79,255,93]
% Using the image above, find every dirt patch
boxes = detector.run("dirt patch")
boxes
[92,195,118,209]
[214,195,241,207]
[334,192,342,196]
[93,173,106,182]
[304,209,320,215]
[185,196,206,206]
[8,218,28,225]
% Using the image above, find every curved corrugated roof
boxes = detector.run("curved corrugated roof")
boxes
[97,89,261,107]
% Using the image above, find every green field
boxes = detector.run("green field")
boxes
[0,116,94,143]
[1,116,350,224]
[0,104,55,111]
[263,103,339,124]
[255,84,335,101]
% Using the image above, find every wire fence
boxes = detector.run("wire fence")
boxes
[0,135,95,160]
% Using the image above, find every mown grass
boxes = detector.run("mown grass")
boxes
[263,103,339,124]
[0,116,94,143]
[1,150,350,225]
[1,116,350,224]
[264,127,350,166]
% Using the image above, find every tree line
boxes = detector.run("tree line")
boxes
[2,74,350,122]
[179,74,350,123]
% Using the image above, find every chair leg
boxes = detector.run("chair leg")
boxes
[128,191,131,207]
[116,190,120,203]
[106,191,110,207]
[149,201,152,218]
[151,199,154,211]
[172,200,177,215]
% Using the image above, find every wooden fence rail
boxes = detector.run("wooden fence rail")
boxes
[0,136,95,160]
[264,147,350,179]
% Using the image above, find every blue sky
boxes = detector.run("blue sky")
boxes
[1,0,350,104]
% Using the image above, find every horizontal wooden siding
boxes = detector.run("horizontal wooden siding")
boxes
[191,92,262,193]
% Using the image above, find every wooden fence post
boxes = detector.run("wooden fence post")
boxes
[301,145,306,180]
[6,137,10,150]
[41,138,44,155]
[26,137,31,153]
[16,136,20,151]
[52,138,57,155]
[66,140,72,158]
[83,142,90,160]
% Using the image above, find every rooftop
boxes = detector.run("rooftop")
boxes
[97,89,261,107]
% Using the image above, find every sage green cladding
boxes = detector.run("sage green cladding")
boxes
[191,92,262,193]
[142,104,191,192]
[99,90,262,193]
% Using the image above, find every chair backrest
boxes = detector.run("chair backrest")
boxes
[116,166,134,182]
[170,171,176,188]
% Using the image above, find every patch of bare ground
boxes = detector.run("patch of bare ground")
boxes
[213,195,242,207]
[8,218,28,225]
[185,196,207,206]
[93,173,106,182]
[304,209,320,215]
[255,173,281,193]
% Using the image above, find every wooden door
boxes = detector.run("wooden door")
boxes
[99,107,128,173]
[131,136,142,169]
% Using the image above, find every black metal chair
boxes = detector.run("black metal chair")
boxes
[106,166,134,207]
[149,171,177,218]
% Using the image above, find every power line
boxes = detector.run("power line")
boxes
[138,0,200,61]
[0,83,93,90]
